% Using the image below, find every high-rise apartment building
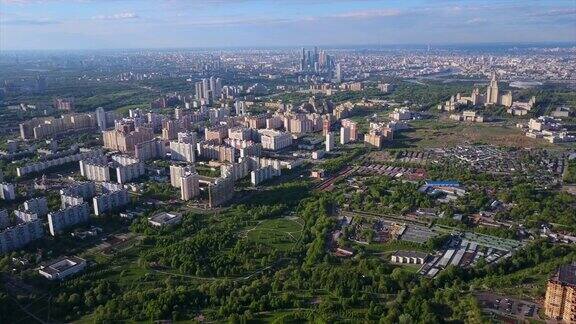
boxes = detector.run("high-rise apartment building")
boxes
[205,125,228,144]
[162,120,178,141]
[103,126,154,153]
[80,157,110,182]
[93,183,130,216]
[326,132,335,152]
[96,107,107,131]
[341,119,358,141]
[195,77,222,103]
[208,175,234,208]
[180,172,200,201]
[258,129,293,151]
[23,197,49,217]
[340,126,351,145]
[135,139,166,160]
[170,132,196,163]
[545,262,576,322]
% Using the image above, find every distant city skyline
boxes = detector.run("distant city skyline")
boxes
[1,0,575,50]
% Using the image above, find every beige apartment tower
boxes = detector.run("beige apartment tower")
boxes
[545,262,576,322]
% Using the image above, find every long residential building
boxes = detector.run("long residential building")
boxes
[221,160,250,181]
[80,157,110,182]
[16,149,103,177]
[19,113,97,140]
[198,142,236,162]
[0,219,44,254]
[48,203,90,236]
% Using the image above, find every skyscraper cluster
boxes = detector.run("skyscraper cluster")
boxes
[300,47,336,77]
[194,76,222,104]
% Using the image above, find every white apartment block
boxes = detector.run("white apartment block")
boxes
[170,165,195,188]
[0,219,43,254]
[79,157,110,182]
[326,132,335,152]
[14,210,38,223]
[340,126,351,145]
[251,165,281,186]
[93,184,130,216]
[48,202,90,236]
[389,107,412,121]
[23,197,49,217]
[221,160,250,181]
[0,183,16,201]
[17,149,102,177]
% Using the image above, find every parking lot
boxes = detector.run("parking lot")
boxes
[475,292,542,321]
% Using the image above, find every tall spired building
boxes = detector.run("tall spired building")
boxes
[486,72,500,105]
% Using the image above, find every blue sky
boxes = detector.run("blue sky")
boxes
[0,0,575,50]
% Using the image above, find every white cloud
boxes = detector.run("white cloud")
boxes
[466,17,487,25]
[92,12,138,20]
[330,9,402,19]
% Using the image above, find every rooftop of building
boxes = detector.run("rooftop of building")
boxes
[551,262,576,286]
[424,180,460,187]
[148,211,182,224]
[40,255,86,275]
[392,250,429,259]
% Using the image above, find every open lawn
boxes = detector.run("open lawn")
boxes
[246,217,304,251]
[386,119,557,150]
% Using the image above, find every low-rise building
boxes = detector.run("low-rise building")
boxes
[148,212,182,227]
[449,110,485,123]
[38,256,86,280]
[390,251,428,264]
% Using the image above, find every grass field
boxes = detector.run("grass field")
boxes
[246,217,304,251]
[386,119,556,150]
